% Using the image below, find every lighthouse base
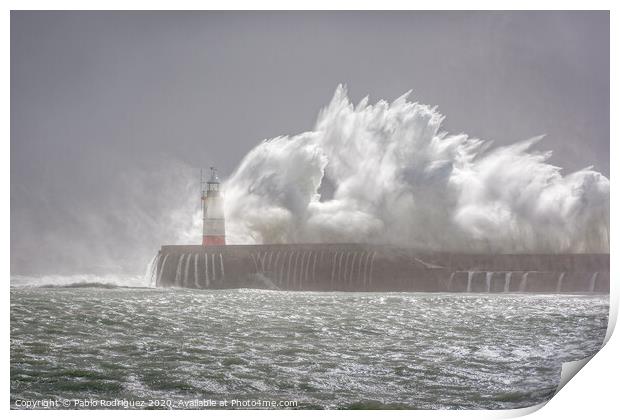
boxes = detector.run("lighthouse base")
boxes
[203,236,226,246]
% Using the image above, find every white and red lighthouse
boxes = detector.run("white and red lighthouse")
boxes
[201,167,226,246]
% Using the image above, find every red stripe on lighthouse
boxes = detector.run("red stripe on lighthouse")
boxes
[203,236,226,246]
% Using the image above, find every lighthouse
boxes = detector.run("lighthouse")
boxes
[201,167,226,246]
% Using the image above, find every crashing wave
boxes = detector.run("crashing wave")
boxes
[223,85,609,253]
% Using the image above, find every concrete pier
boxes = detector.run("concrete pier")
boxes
[153,243,609,293]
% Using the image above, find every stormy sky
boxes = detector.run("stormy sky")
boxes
[10,11,609,277]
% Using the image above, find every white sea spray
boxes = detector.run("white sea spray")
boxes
[223,85,609,253]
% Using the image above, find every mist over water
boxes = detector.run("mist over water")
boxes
[11,157,204,279]
[224,86,609,253]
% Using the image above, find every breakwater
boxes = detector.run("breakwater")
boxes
[152,244,609,293]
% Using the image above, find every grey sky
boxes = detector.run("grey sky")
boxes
[11,11,609,276]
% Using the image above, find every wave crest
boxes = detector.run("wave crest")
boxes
[223,85,609,253]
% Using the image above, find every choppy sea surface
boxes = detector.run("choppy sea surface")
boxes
[11,286,608,409]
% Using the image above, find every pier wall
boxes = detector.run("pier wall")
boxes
[153,244,609,293]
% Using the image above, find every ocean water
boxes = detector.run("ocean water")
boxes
[11,286,608,409]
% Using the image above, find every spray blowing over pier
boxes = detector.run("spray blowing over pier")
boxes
[152,87,608,293]
[149,167,609,294]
